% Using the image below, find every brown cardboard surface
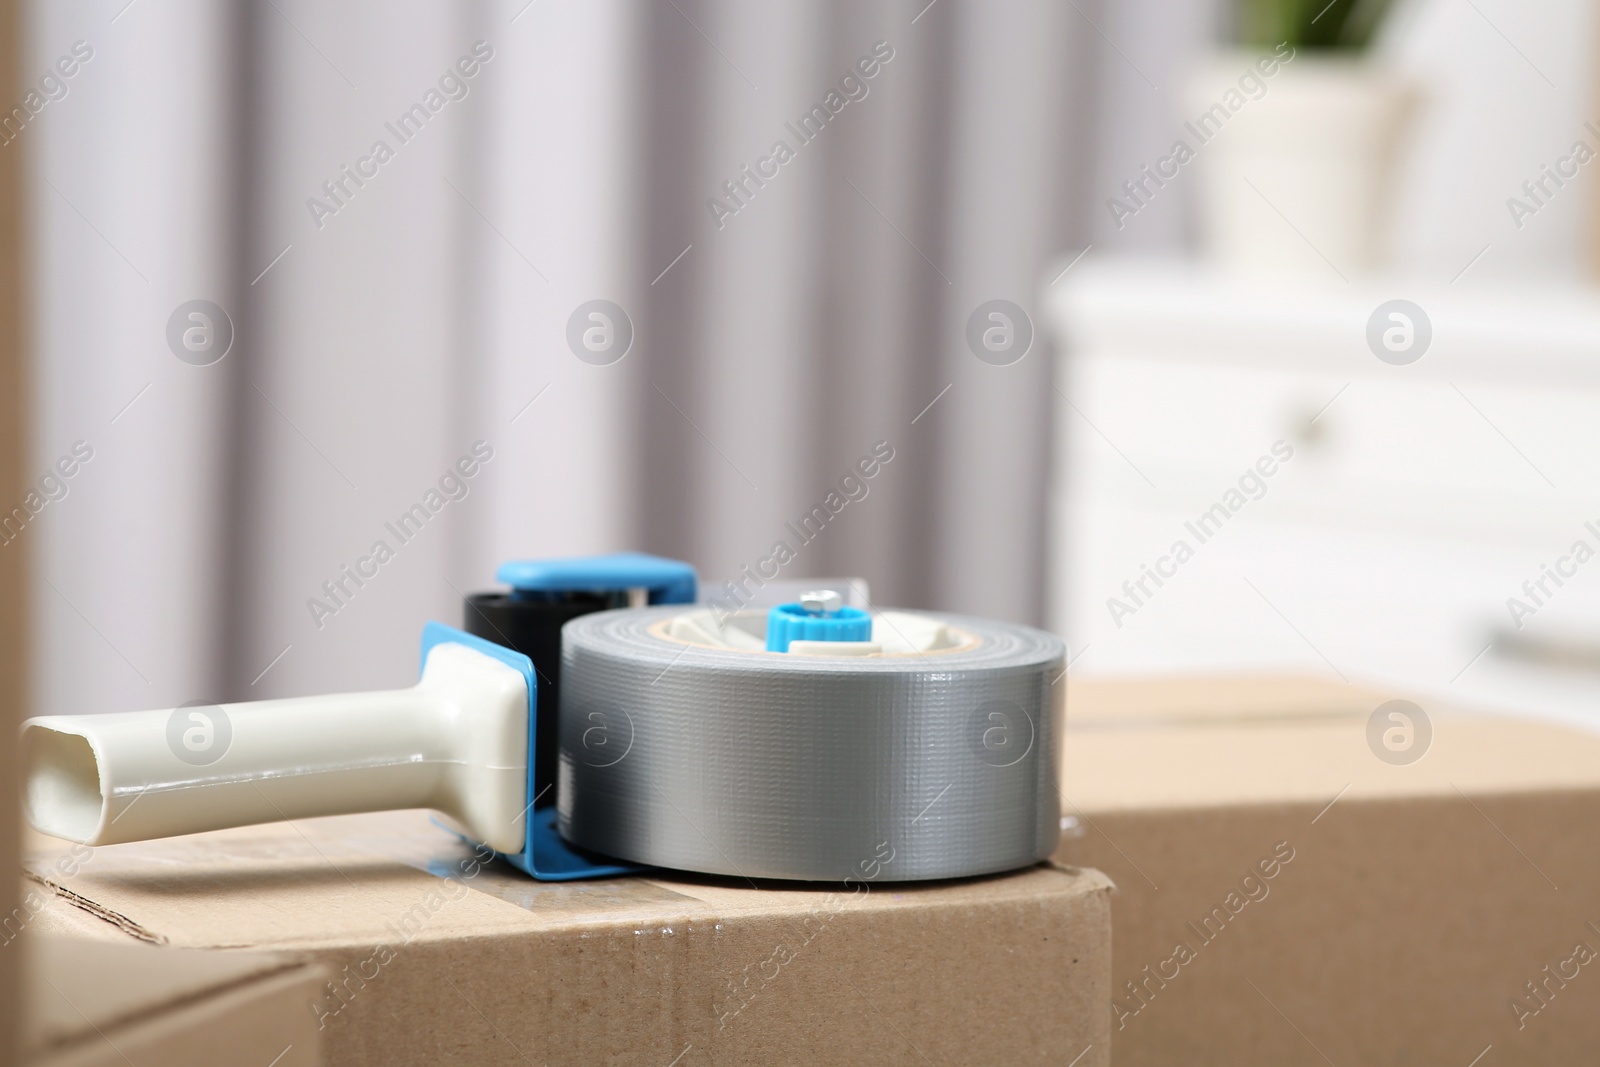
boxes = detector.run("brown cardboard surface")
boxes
[23,936,324,1067]
[0,0,30,1050]
[1057,674,1600,1066]
[24,810,1113,1066]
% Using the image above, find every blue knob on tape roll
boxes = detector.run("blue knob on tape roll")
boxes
[765,589,872,651]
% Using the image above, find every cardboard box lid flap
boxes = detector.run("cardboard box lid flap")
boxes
[1066,712,1600,812]
[25,811,1112,953]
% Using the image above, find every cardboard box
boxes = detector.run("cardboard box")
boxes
[23,936,324,1066]
[25,810,1113,1065]
[1058,674,1600,1066]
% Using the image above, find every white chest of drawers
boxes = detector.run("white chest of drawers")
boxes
[1047,259,1600,726]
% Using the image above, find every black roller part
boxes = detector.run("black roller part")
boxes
[462,590,625,809]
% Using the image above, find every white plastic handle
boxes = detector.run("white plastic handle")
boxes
[20,642,529,852]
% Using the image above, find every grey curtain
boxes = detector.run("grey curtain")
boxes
[28,0,1215,715]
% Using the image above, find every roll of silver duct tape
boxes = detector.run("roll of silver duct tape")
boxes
[556,607,1064,882]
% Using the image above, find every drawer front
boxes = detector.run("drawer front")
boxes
[1060,352,1600,542]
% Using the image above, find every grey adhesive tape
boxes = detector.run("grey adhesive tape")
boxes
[557,607,1063,882]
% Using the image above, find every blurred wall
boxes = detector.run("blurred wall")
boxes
[1382,0,1600,279]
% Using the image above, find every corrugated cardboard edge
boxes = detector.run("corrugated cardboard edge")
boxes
[22,870,168,945]
[1046,860,1118,896]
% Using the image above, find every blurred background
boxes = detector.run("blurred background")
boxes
[14,0,1600,729]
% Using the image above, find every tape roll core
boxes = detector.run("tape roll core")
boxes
[557,607,1064,881]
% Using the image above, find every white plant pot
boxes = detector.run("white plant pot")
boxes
[1186,52,1420,279]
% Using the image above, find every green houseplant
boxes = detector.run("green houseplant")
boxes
[1238,0,1396,52]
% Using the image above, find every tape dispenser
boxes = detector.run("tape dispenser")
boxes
[21,554,1064,883]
